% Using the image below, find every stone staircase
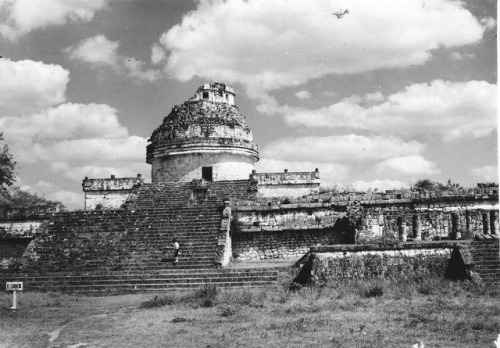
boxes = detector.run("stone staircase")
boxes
[470,236,500,286]
[0,181,289,294]
[1,267,286,294]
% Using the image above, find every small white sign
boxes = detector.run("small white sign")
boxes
[6,282,23,291]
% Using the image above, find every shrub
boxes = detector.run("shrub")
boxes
[298,285,323,304]
[364,284,384,298]
[277,289,291,304]
[140,294,176,308]
[195,283,218,307]
[171,317,191,323]
[219,305,239,317]
[239,289,254,306]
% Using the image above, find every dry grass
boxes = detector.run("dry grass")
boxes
[0,276,499,348]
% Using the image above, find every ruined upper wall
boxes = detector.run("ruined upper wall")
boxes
[251,169,321,198]
[189,83,235,105]
[251,169,320,185]
[82,174,144,192]
[82,174,145,210]
[231,186,499,257]
[233,186,499,208]
[0,204,61,220]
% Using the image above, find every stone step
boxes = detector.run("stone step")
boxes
[6,272,280,283]
[18,264,217,272]
[19,264,219,273]
[2,267,288,278]
[27,280,277,294]
[475,265,500,270]
[27,275,279,287]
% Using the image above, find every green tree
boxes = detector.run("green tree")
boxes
[413,179,445,191]
[0,132,16,188]
[477,182,498,188]
[6,186,63,208]
[0,134,64,211]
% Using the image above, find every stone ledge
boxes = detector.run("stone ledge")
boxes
[310,241,469,252]
[234,202,332,212]
[83,175,144,192]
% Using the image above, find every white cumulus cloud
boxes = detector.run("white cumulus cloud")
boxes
[375,156,440,176]
[157,0,486,99]
[353,179,410,192]
[0,0,110,41]
[471,165,498,182]
[0,103,128,142]
[295,90,311,100]
[0,104,148,178]
[0,58,150,190]
[285,80,497,140]
[151,43,166,64]
[261,135,425,163]
[66,35,161,81]
[0,59,69,116]
[50,162,150,183]
[46,190,83,210]
[66,35,120,68]
[33,136,146,164]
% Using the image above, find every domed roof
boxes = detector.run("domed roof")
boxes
[147,83,259,163]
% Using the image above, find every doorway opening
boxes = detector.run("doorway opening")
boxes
[202,166,213,181]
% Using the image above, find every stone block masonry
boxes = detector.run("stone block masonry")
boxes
[251,169,320,198]
[0,220,43,239]
[295,239,500,285]
[358,202,498,243]
[228,187,498,262]
[301,242,459,285]
[82,174,144,210]
[232,201,348,261]
[0,217,48,268]
[233,229,346,261]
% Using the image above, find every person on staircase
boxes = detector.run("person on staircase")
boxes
[173,238,180,266]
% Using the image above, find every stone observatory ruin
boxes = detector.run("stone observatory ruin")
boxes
[0,83,499,293]
[147,83,259,183]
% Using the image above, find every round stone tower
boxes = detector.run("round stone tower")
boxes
[147,83,259,182]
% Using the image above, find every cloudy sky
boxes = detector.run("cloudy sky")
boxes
[0,0,497,209]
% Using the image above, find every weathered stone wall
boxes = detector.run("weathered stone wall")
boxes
[0,204,60,220]
[257,184,319,198]
[308,242,456,283]
[252,170,320,198]
[232,229,346,261]
[82,174,144,210]
[229,188,498,260]
[231,201,348,260]
[0,220,43,238]
[0,218,43,267]
[84,191,131,211]
[151,152,255,183]
[234,204,343,232]
[0,239,32,260]
[357,204,498,243]
[190,83,235,105]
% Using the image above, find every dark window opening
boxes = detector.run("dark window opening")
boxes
[202,91,209,99]
[202,166,213,181]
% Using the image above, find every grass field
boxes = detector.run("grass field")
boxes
[0,275,499,348]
